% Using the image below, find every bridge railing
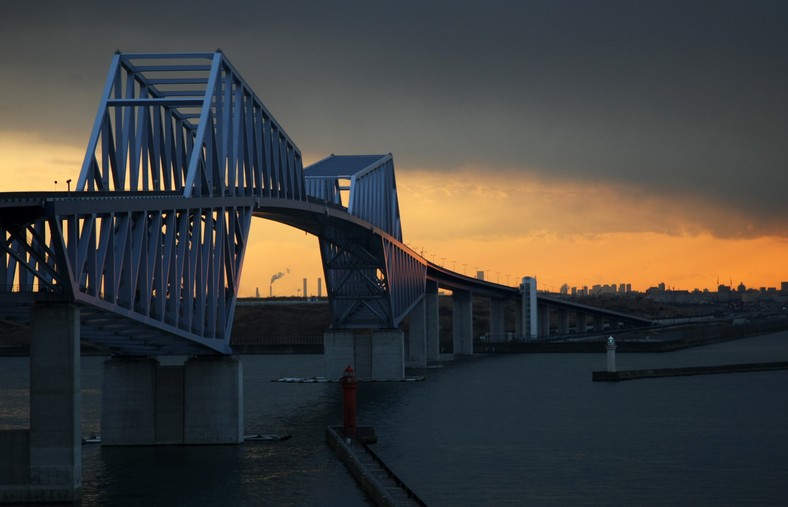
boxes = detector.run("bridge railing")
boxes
[78,51,305,200]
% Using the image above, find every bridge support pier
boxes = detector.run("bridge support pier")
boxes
[0,304,81,503]
[577,312,588,334]
[406,297,427,368]
[452,290,473,355]
[102,356,243,445]
[324,329,404,380]
[183,357,244,444]
[539,306,550,338]
[489,298,506,343]
[425,281,440,362]
[558,308,569,335]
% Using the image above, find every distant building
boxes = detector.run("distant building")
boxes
[741,290,760,304]
[521,277,538,340]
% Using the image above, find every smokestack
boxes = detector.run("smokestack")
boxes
[318,278,322,298]
[303,278,307,299]
[268,268,290,298]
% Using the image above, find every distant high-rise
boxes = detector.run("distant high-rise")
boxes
[521,277,538,340]
[303,278,307,298]
[476,270,485,280]
[318,278,322,298]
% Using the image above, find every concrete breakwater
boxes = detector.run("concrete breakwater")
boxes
[326,426,427,507]
[592,361,788,381]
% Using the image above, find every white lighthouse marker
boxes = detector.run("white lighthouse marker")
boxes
[606,336,617,373]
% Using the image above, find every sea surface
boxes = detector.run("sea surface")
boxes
[2,331,788,506]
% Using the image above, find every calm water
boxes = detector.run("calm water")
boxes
[2,331,788,506]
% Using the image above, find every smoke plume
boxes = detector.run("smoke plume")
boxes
[270,268,290,285]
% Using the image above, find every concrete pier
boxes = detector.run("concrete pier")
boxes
[0,304,82,503]
[538,306,550,338]
[452,290,473,355]
[184,356,244,444]
[326,426,427,506]
[406,296,427,368]
[425,281,440,361]
[102,356,244,445]
[324,329,405,380]
[489,297,506,343]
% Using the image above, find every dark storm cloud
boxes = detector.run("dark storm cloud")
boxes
[2,1,787,237]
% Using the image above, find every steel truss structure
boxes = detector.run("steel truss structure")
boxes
[317,221,425,329]
[305,155,423,327]
[0,52,429,354]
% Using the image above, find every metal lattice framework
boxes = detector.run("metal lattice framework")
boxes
[305,154,402,240]
[79,51,304,199]
[317,224,425,329]
[0,51,431,354]
[1,52,305,354]
[305,155,421,327]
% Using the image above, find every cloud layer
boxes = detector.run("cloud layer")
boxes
[2,1,787,241]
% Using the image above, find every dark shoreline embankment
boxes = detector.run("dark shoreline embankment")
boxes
[2,313,787,357]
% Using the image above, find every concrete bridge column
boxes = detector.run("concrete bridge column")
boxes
[558,308,569,335]
[102,356,244,445]
[489,297,506,343]
[406,297,427,368]
[539,306,550,338]
[453,290,473,355]
[425,280,439,362]
[594,316,605,332]
[101,358,158,445]
[1,304,82,503]
[324,329,404,380]
[577,312,588,334]
[184,357,244,444]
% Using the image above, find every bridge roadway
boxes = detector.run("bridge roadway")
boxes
[1,189,650,356]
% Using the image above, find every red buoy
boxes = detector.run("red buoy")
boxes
[341,365,357,437]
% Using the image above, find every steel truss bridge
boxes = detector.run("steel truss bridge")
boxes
[0,52,652,356]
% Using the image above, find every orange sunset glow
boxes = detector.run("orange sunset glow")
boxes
[242,165,788,297]
[3,131,785,297]
[3,0,788,300]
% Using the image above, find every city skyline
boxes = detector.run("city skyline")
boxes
[2,2,787,297]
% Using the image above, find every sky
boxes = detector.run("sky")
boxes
[2,1,787,295]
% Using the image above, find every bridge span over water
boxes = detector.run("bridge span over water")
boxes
[0,51,652,502]
[0,51,651,364]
